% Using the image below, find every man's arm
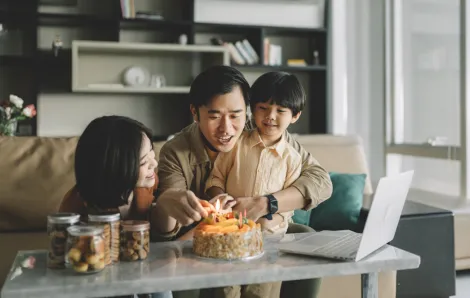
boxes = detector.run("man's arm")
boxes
[233,134,332,221]
[282,132,333,209]
[150,144,212,238]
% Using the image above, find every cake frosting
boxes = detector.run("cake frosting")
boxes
[193,211,263,260]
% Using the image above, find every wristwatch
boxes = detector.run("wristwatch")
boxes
[262,194,278,220]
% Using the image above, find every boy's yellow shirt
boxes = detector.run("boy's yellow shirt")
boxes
[205,129,302,235]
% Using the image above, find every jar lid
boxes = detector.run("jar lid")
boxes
[88,212,120,222]
[67,225,104,236]
[121,220,150,232]
[47,212,80,224]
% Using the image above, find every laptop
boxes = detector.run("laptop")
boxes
[277,170,414,262]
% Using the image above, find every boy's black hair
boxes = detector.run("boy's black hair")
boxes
[75,115,153,209]
[250,71,306,116]
[189,65,250,113]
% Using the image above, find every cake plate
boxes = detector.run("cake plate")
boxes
[194,251,265,262]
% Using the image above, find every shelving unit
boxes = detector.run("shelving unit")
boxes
[71,41,229,93]
[0,0,330,138]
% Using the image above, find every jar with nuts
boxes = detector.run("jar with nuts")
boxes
[47,212,80,269]
[88,212,120,265]
[120,220,150,261]
[66,225,106,274]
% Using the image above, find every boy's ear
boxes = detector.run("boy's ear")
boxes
[291,111,301,124]
[190,105,198,122]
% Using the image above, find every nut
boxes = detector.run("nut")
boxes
[120,230,149,261]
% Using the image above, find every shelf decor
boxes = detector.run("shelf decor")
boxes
[71,41,229,94]
[0,95,37,136]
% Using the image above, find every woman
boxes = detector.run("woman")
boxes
[59,115,170,298]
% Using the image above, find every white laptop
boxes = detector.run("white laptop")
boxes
[277,170,414,262]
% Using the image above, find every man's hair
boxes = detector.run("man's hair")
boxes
[189,65,250,112]
[250,71,306,116]
[75,115,153,209]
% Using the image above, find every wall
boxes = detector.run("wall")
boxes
[37,94,190,137]
[330,0,385,182]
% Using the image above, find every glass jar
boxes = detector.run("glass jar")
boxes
[88,212,121,265]
[47,212,80,269]
[120,220,150,261]
[66,225,106,274]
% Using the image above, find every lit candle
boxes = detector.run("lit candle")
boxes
[214,199,221,222]
[239,211,243,228]
[215,199,220,215]
[244,209,247,219]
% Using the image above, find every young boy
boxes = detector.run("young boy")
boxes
[205,71,306,298]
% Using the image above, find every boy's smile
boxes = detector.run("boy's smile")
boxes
[254,100,301,146]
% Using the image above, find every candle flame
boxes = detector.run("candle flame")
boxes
[215,199,220,212]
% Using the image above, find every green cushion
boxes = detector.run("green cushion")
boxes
[309,172,366,232]
[291,209,311,226]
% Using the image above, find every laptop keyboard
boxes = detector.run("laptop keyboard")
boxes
[312,232,362,260]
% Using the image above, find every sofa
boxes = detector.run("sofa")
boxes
[0,134,397,297]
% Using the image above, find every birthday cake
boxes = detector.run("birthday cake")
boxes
[193,211,263,260]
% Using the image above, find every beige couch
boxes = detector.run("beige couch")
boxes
[0,134,397,297]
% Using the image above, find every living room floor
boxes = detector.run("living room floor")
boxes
[452,270,470,297]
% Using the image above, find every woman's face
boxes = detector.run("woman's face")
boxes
[136,134,158,188]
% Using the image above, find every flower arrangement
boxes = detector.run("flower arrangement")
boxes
[0,94,37,136]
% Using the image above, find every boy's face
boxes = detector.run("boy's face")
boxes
[253,100,300,144]
[136,134,158,188]
[191,86,247,153]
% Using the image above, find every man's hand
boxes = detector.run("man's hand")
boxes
[157,190,215,226]
[232,196,268,221]
[209,193,236,212]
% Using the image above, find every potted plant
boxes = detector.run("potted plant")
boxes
[0,95,37,136]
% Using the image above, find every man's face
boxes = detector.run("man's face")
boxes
[191,86,246,153]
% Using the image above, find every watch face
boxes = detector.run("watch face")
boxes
[122,66,150,87]
[268,195,278,213]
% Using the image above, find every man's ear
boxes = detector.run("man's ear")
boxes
[190,105,198,122]
[291,111,301,124]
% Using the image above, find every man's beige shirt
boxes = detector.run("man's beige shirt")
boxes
[205,130,301,235]
[156,123,332,238]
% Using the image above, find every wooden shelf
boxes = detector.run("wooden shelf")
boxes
[120,18,192,30]
[0,55,33,66]
[72,41,228,54]
[74,86,190,94]
[235,64,327,72]
[72,41,230,93]
[194,22,326,35]
[37,13,115,27]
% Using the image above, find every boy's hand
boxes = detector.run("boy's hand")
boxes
[232,196,269,221]
[209,193,236,213]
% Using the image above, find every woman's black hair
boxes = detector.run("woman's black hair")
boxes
[75,115,153,209]
[250,71,306,116]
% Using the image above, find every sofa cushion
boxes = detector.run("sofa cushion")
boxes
[0,137,78,232]
[293,134,373,195]
[308,172,366,232]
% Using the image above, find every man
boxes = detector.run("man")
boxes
[152,66,332,235]
[150,65,332,297]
